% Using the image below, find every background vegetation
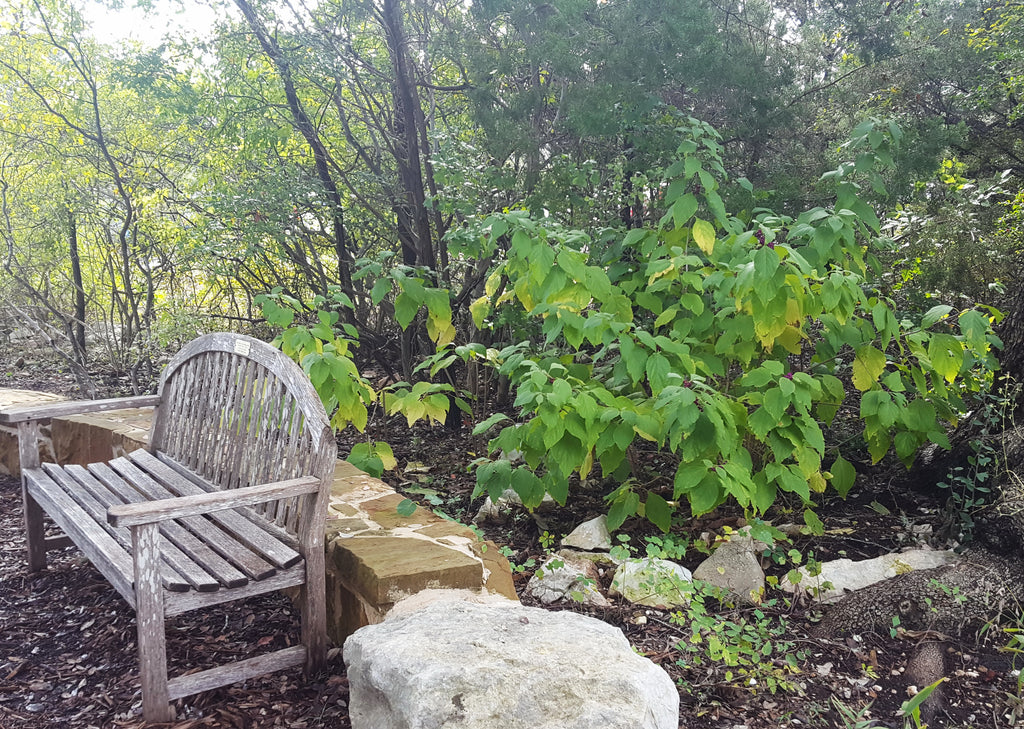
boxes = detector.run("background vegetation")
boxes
[2,0,1023,533]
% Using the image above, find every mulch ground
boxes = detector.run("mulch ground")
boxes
[0,355,1022,728]
[0,475,350,729]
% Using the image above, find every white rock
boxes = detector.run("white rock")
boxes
[561,515,612,551]
[525,552,611,607]
[692,534,765,604]
[473,488,556,525]
[610,558,693,609]
[782,548,960,602]
[344,600,679,729]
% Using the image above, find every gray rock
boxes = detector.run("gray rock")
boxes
[783,548,959,602]
[692,534,766,604]
[610,558,693,609]
[344,600,679,729]
[561,515,612,551]
[525,551,611,607]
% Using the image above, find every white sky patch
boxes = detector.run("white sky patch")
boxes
[81,0,223,47]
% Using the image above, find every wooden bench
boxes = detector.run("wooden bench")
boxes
[0,333,337,723]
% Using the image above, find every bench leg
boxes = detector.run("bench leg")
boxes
[22,484,47,572]
[18,421,46,572]
[132,523,173,723]
[301,547,327,674]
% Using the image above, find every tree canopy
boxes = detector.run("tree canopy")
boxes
[2,0,1022,528]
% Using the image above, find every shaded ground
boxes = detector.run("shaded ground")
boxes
[0,353,1022,727]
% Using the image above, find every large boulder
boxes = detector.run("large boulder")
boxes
[344,599,679,729]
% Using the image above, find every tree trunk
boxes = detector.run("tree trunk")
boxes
[380,0,436,274]
[67,206,87,365]
[233,0,353,296]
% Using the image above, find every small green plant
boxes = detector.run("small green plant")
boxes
[936,382,1017,542]
[610,534,633,562]
[498,545,537,575]
[671,580,807,694]
[890,614,902,638]
[831,697,877,728]
[644,533,689,560]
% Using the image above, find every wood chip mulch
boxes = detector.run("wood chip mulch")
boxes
[0,474,351,729]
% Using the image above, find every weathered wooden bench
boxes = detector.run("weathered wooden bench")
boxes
[0,333,337,723]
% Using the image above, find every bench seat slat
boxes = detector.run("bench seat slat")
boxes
[103,458,274,582]
[81,462,251,588]
[23,467,138,604]
[42,464,210,592]
[135,450,303,569]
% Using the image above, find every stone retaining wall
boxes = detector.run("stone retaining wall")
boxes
[0,390,517,643]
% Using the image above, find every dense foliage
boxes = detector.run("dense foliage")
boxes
[1,0,1022,526]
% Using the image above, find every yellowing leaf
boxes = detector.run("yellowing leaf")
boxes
[692,218,716,255]
[470,296,490,329]
[851,346,886,391]
[777,325,803,355]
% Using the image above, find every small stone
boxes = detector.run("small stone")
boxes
[561,515,612,551]
[692,533,765,604]
[610,558,693,609]
[525,552,610,607]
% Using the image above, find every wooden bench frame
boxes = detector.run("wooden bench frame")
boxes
[0,333,337,723]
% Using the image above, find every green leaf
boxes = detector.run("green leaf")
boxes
[394,291,420,329]
[607,489,640,531]
[511,467,546,508]
[928,333,964,383]
[347,442,384,478]
[803,508,825,536]
[921,304,953,329]
[472,412,511,436]
[644,492,673,533]
[671,193,698,228]
[829,455,856,497]
[396,498,418,517]
[901,678,947,720]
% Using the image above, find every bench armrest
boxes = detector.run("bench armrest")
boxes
[107,476,321,527]
[0,395,162,425]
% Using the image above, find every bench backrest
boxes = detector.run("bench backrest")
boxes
[149,333,336,537]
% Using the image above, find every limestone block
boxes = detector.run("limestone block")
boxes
[344,600,679,729]
[0,389,67,476]
[325,460,517,643]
